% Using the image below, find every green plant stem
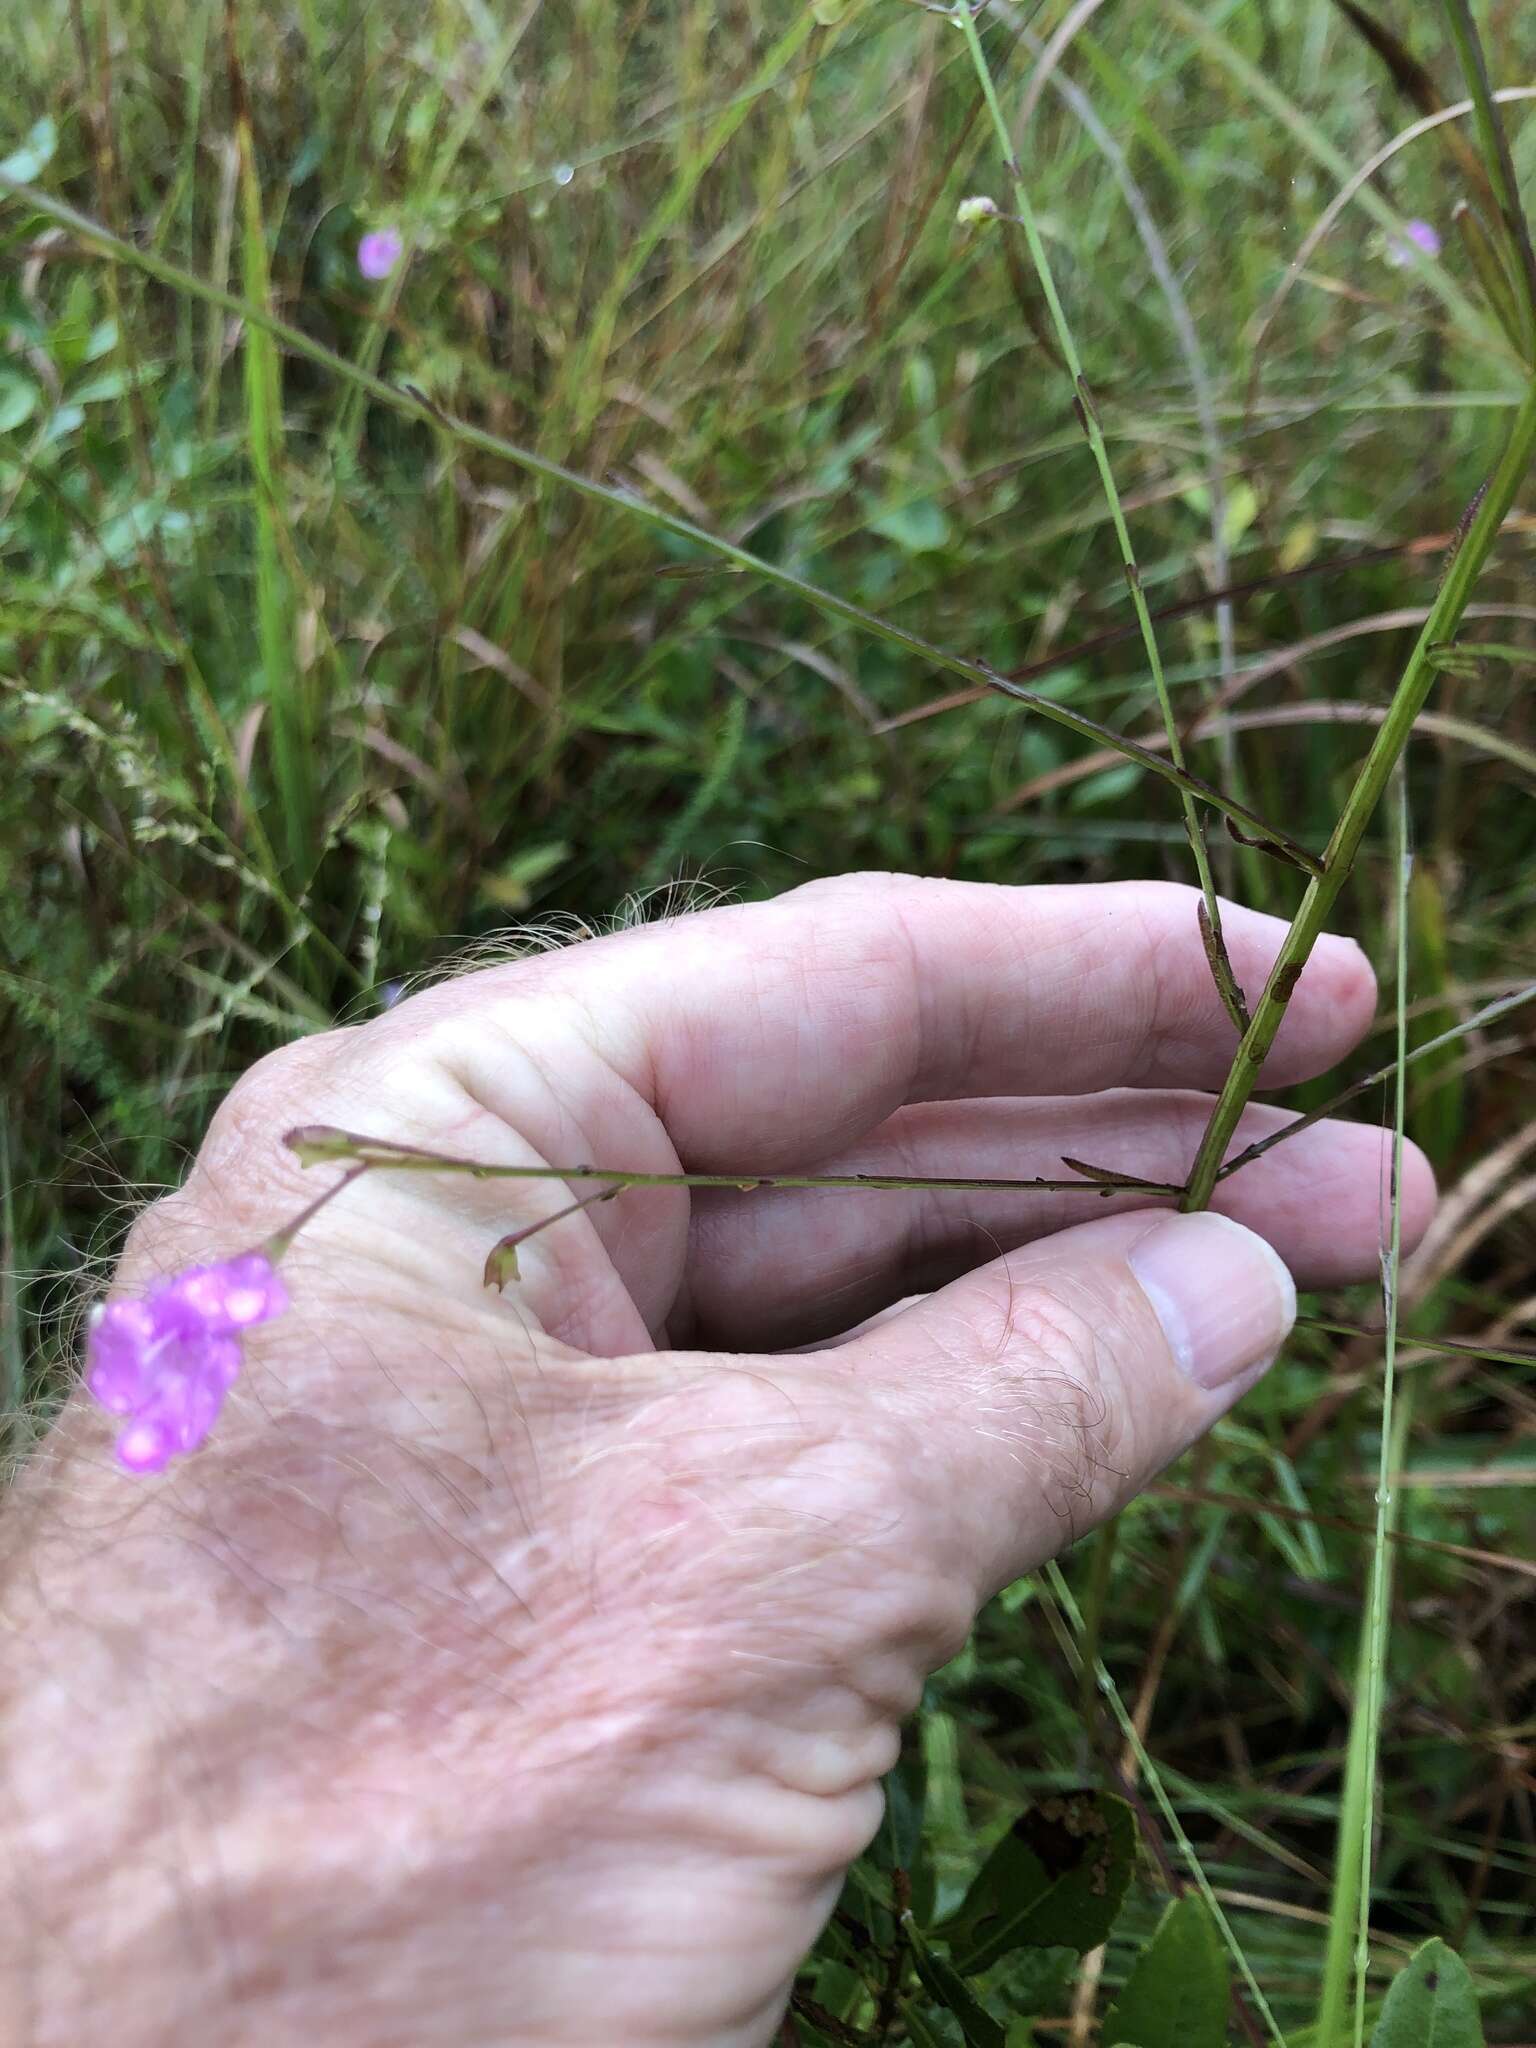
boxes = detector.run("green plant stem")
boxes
[955,3,1244,1027]
[225,2,309,881]
[1440,0,1536,362]
[1182,371,1536,1211]
[1351,785,1412,2048]
[0,173,1321,872]
[1311,1394,1412,2048]
[283,1124,1182,1200]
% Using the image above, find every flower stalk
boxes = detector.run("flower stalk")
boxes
[284,1125,1184,1201]
[952,1,1248,1026]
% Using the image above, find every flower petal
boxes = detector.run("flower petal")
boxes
[85,1249,287,1473]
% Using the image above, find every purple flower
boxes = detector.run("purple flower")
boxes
[86,1253,288,1474]
[1388,219,1441,267]
[357,227,403,281]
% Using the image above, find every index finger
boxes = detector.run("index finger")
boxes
[438,873,1376,1171]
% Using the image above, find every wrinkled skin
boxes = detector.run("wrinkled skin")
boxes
[0,876,1433,2047]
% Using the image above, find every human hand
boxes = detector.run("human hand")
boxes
[1,875,1435,2047]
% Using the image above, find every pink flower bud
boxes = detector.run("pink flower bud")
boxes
[357,227,404,280]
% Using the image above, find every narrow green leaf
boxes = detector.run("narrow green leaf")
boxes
[1439,0,1536,356]
[1103,1894,1230,2048]
[1368,1939,1483,2048]
[1452,198,1531,357]
[1427,639,1536,674]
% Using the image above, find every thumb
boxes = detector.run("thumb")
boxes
[838,1208,1297,1596]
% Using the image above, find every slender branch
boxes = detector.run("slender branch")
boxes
[1181,373,1536,1210]
[1299,1317,1536,1370]
[1349,780,1412,2047]
[0,172,1322,875]
[1217,980,1536,1179]
[261,1162,367,1260]
[955,3,1247,1027]
[875,532,1536,738]
[283,1125,1183,1200]
[485,1187,618,1289]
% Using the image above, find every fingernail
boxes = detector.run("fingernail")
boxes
[1128,1213,1296,1390]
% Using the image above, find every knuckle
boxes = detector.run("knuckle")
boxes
[959,1267,1104,1381]
[790,869,902,902]
[1004,1279,1104,1371]
[962,1271,1137,1521]
[188,1030,352,1206]
[115,1182,242,1289]
[784,873,921,991]
[217,1031,347,1126]
[116,1188,191,1280]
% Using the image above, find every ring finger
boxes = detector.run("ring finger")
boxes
[680,1090,1436,1349]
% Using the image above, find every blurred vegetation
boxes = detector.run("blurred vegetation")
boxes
[5,0,1536,2038]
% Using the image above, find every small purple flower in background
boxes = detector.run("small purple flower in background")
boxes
[1387,219,1441,267]
[86,1252,288,1474]
[357,226,404,281]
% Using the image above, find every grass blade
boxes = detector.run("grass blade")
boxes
[1313,775,1415,2046]
[224,2,310,880]
[956,4,1245,1027]
[1440,0,1536,358]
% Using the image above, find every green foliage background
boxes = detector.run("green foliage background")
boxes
[5,1,1536,2037]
